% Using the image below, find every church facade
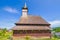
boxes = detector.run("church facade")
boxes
[12,3,51,39]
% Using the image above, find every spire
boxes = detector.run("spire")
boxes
[23,2,28,9]
[24,2,27,8]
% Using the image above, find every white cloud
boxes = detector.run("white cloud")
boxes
[49,20,60,28]
[3,7,19,13]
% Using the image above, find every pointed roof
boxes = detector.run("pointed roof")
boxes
[16,15,50,24]
[24,3,27,8]
[22,3,28,9]
[13,16,50,30]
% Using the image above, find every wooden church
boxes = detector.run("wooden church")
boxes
[12,3,51,39]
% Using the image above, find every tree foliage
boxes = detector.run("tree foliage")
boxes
[0,28,12,40]
[53,27,60,32]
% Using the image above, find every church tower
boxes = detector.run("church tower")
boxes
[22,3,28,17]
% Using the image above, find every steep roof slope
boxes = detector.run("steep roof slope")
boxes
[12,15,50,30]
[16,15,49,24]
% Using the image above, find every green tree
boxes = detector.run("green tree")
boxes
[0,28,12,40]
[53,27,60,32]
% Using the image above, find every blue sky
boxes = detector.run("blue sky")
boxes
[0,0,60,29]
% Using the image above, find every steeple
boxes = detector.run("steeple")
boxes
[24,3,27,8]
[22,3,28,17]
[23,2,28,9]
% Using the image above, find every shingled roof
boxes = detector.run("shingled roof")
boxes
[12,15,50,30]
[13,26,50,30]
[16,15,50,24]
[12,3,50,30]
